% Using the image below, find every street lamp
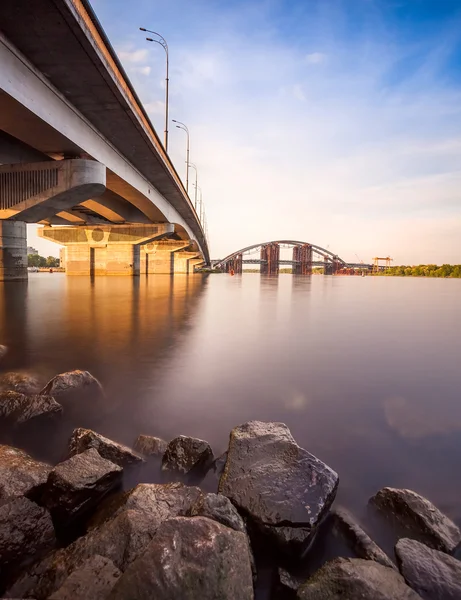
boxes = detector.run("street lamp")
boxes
[188,162,198,210]
[140,27,169,153]
[172,120,189,193]
[194,183,204,226]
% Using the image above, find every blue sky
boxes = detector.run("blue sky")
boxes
[32,0,461,262]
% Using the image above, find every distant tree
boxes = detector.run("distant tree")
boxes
[46,256,59,268]
[28,254,41,268]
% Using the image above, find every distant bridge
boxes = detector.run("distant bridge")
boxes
[213,241,373,274]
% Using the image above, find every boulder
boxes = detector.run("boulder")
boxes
[162,435,214,479]
[89,482,202,530]
[133,434,167,458]
[0,372,42,395]
[7,508,160,600]
[219,421,339,553]
[370,487,461,553]
[332,507,396,569]
[108,516,254,600]
[40,370,103,399]
[297,557,422,599]
[0,391,62,425]
[48,555,121,600]
[395,537,461,600]
[67,428,144,468]
[0,444,51,502]
[189,492,246,534]
[0,496,55,567]
[43,448,122,526]
[0,345,7,361]
[277,567,304,594]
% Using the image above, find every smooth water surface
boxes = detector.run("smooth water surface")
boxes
[1,273,461,524]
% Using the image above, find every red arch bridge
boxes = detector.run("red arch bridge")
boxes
[213,241,373,275]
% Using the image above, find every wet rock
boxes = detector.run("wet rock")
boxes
[162,435,214,480]
[0,345,7,361]
[67,428,144,468]
[0,371,42,395]
[278,567,304,594]
[0,444,51,502]
[0,496,55,567]
[133,434,167,457]
[332,507,396,569]
[108,516,254,600]
[0,391,62,425]
[7,508,160,600]
[370,487,461,553]
[297,557,422,599]
[213,451,228,477]
[49,555,121,600]
[43,448,122,526]
[219,421,339,554]
[190,492,246,533]
[40,370,103,399]
[396,537,461,600]
[89,482,202,530]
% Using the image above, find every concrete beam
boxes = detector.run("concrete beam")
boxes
[0,220,27,280]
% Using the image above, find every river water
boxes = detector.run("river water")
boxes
[1,272,461,528]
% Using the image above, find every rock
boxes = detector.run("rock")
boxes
[0,345,7,361]
[297,557,422,599]
[0,371,42,395]
[133,434,167,457]
[278,567,304,594]
[213,451,228,477]
[332,507,396,569]
[40,370,103,399]
[0,496,55,567]
[0,391,62,425]
[89,482,202,530]
[219,421,339,553]
[370,487,461,553]
[162,435,214,480]
[48,555,121,600]
[108,516,254,600]
[0,444,51,502]
[189,492,246,533]
[395,537,461,600]
[43,448,122,526]
[7,508,161,600]
[67,428,144,468]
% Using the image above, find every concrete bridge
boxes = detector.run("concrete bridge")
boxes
[0,0,209,280]
[214,241,373,274]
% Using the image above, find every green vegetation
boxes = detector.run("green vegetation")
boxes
[28,254,60,268]
[375,264,461,278]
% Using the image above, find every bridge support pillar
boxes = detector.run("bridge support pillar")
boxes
[141,240,191,274]
[173,251,201,274]
[293,244,312,275]
[39,223,179,276]
[0,221,27,281]
[260,243,279,274]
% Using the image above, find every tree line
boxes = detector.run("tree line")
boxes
[376,264,461,278]
[28,254,60,268]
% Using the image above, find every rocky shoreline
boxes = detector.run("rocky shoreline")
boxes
[0,362,459,599]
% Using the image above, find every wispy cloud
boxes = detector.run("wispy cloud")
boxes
[305,52,327,65]
[117,48,148,63]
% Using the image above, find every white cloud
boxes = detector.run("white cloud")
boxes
[117,48,148,63]
[305,52,327,65]
[292,84,306,101]
[133,66,151,76]
[145,100,165,116]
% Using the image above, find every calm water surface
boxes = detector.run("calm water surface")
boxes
[1,273,461,525]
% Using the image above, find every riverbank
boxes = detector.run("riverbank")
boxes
[0,363,459,599]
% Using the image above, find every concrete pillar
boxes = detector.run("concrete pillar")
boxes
[189,258,203,273]
[141,240,191,274]
[174,251,200,274]
[0,221,27,281]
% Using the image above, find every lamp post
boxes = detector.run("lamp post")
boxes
[194,184,203,224]
[188,162,198,210]
[140,27,169,153]
[172,120,189,193]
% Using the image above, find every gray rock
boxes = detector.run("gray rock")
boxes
[89,482,202,530]
[0,444,51,502]
[190,492,246,533]
[0,496,55,566]
[40,370,103,399]
[297,557,422,600]
[162,435,214,479]
[49,555,121,600]
[0,372,42,395]
[370,487,461,553]
[43,448,122,525]
[396,537,461,600]
[108,516,254,600]
[219,421,339,553]
[133,434,167,457]
[7,508,160,600]
[332,507,396,569]
[0,391,62,425]
[0,345,7,361]
[278,567,304,593]
[67,428,144,468]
